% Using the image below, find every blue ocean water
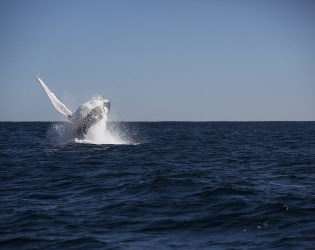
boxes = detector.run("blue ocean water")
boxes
[0,122,315,249]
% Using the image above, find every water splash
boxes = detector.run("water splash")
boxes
[48,121,134,145]
[74,121,127,145]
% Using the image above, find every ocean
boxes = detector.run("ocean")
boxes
[0,121,314,249]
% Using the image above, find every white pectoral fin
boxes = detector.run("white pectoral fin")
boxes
[37,77,73,119]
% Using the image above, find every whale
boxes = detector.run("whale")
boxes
[37,77,110,141]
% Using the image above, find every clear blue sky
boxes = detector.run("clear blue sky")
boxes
[0,0,314,121]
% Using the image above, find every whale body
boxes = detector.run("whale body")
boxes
[37,77,110,141]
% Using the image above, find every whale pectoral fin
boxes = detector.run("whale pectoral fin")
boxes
[82,107,104,135]
[37,77,73,119]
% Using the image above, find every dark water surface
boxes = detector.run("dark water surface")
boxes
[1,122,315,249]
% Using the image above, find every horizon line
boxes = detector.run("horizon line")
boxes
[1,120,314,123]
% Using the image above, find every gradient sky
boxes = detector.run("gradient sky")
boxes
[0,0,314,121]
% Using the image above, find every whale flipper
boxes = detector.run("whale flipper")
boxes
[37,77,73,119]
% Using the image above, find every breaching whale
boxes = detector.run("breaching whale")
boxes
[37,77,110,141]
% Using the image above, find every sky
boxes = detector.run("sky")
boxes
[0,0,314,121]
